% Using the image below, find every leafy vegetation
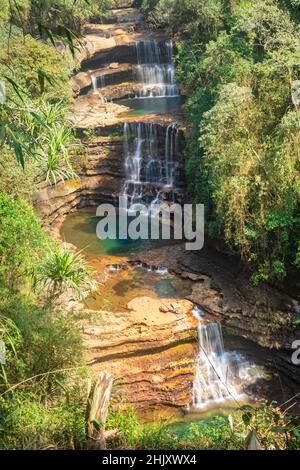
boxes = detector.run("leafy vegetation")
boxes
[106,404,300,450]
[34,246,96,303]
[0,193,48,288]
[0,196,90,449]
[143,0,300,283]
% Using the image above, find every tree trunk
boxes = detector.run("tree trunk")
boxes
[86,371,113,450]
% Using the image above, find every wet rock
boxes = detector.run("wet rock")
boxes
[33,174,122,229]
[159,305,169,313]
[133,243,299,350]
[181,271,207,282]
[109,62,120,69]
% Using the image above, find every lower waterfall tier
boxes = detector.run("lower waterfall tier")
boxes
[122,121,184,208]
[192,317,260,409]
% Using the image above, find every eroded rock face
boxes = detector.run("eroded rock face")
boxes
[34,91,128,227]
[130,245,300,411]
[81,136,124,178]
[73,64,134,97]
[71,98,130,128]
[82,296,198,416]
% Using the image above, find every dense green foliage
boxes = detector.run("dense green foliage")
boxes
[143,0,300,283]
[0,194,94,449]
[0,193,47,288]
[0,0,114,32]
[0,1,108,449]
[107,405,300,450]
[0,1,107,182]
[0,289,88,449]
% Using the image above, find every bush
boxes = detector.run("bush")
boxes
[107,405,300,450]
[0,193,48,289]
[0,390,86,450]
[0,289,85,388]
[34,246,96,304]
[0,35,73,102]
[0,147,42,201]
[0,290,88,450]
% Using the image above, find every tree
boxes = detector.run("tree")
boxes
[174,0,300,281]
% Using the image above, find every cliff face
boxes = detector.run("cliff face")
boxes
[33,135,124,229]
[132,244,300,411]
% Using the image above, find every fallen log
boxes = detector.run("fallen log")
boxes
[86,371,113,450]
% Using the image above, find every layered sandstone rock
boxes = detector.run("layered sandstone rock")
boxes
[33,133,123,227]
[82,296,198,416]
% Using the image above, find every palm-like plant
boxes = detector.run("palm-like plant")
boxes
[0,315,21,388]
[34,246,96,302]
[0,73,80,184]
[45,124,80,185]
[40,100,66,127]
[19,101,81,184]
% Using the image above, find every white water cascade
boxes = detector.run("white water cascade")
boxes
[91,74,98,94]
[91,74,107,102]
[192,315,258,409]
[122,121,180,209]
[135,40,179,98]
[165,123,178,187]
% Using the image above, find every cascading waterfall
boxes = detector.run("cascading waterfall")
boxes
[91,74,98,94]
[91,74,107,102]
[165,123,178,187]
[192,314,258,409]
[122,121,180,209]
[135,40,179,98]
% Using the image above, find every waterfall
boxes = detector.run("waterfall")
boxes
[135,40,179,98]
[193,317,258,409]
[165,124,178,187]
[122,122,180,209]
[192,305,204,319]
[91,74,107,102]
[156,266,168,275]
[91,74,99,94]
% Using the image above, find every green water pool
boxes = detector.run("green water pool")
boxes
[60,209,179,257]
[116,96,183,116]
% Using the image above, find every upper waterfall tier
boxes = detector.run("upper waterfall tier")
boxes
[135,40,179,98]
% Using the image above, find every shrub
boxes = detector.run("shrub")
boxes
[0,35,73,102]
[0,290,88,450]
[0,390,86,450]
[107,405,300,450]
[33,246,96,303]
[0,193,48,289]
[0,147,42,200]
